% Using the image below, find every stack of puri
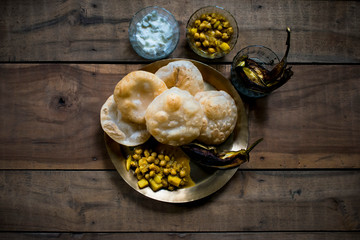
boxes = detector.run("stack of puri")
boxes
[100,60,238,149]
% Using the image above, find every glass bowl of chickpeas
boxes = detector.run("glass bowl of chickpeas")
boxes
[186,6,238,59]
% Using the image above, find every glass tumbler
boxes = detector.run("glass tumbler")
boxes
[231,45,280,98]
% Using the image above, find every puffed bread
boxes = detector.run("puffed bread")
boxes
[114,71,168,125]
[155,60,204,96]
[100,95,151,146]
[145,87,204,146]
[195,90,237,145]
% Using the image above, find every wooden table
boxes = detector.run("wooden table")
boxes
[1,0,359,239]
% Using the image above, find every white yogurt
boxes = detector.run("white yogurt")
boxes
[136,10,174,56]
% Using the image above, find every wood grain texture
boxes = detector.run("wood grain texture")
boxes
[1,0,358,238]
[1,232,359,240]
[246,65,360,169]
[0,170,359,232]
[0,64,359,169]
[0,0,359,63]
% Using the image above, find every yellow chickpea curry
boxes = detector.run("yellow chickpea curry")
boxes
[188,12,234,56]
[126,144,195,192]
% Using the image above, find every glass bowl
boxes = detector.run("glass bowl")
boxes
[186,6,238,59]
[231,45,280,98]
[129,6,180,60]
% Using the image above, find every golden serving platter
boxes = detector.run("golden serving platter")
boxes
[104,58,248,203]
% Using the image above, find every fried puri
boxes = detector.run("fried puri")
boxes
[114,71,168,124]
[145,87,204,146]
[195,90,238,145]
[100,95,151,146]
[155,60,204,96]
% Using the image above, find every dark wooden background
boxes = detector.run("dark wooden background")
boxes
[0,0,359,239]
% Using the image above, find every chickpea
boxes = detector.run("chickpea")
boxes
[159,160,166,167]
[200,14,207,20]
[194,32,200,40]
[217,25,223,31]
[210,18,217,25]
[149,170,155,177]
[144,149,150,157]
[170,169,177,176]
[132,154,140,160]
[199,22,207,31]
[180,169,187,178]
[213,21,220,29]
[209,37,216,46]
[146,156,155,163]
[145,173,150,179]
[134,148,142,155]
[206,15,212,22]
[194,19,201,27]
[139,165,148,174]
[158,154,164,160]
[154,158,160,165]
[163,168,170,175]
[226,27,234,35]
[223,21,230,28]
[219,42,230,51]
[164,155,170,162]
[151,152,157,158]
[202,40,210,47]
[195,41,201,47]
[138,157,146,164]
[222,33,229,40]
[215,30,222,38]
[149,163,156,171]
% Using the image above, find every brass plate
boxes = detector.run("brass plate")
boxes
[104,58,248,203]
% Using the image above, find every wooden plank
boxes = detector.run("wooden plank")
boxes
[0,0,359,63]
[0,64,359,169]
[0,232,359,240]
[246,64,360,169]
[0,64,116,169]
[0,170,359,231]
